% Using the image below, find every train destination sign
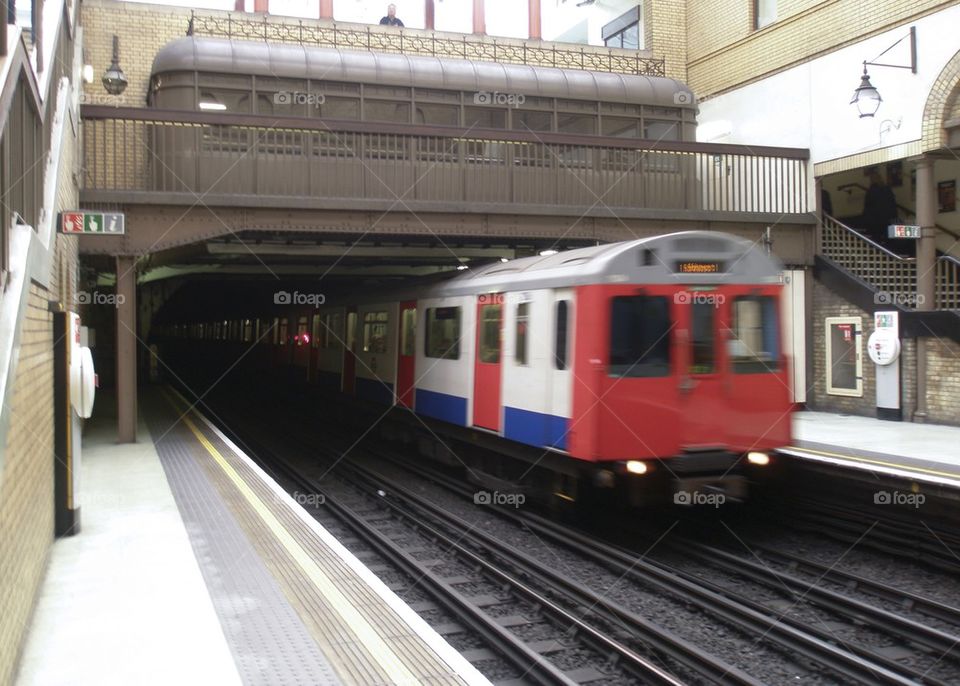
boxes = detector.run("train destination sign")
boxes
[60,211,125,235]
[888,224,920,239]
[675,261,723,274]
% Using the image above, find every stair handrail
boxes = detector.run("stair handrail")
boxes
[822,213,915,262]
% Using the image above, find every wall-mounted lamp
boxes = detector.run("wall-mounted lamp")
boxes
[850,26,916,118]
[102,36,128,96]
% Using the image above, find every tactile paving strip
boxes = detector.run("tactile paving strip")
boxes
[145,395,341,686]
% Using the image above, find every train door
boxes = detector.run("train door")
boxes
[396,302,416,408]
[547,290,574,449]
[309,313,321,383]
[675,288,727,448]
[342,307,357,395]
[473,295,502,431]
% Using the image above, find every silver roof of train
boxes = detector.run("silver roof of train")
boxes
[152,37,696,110]
[431,231,783,296]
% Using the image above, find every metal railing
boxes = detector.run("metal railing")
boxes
[80,107,810,217]
[820,214,960,310]
[186,11,666,77]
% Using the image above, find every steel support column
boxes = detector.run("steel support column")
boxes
[528,0,541,39]
[914,156,936,422]
[116,256,137,443]
[472,0,485,34]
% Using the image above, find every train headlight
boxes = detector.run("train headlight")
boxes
[747,451,770,466]
[625,460,649,475]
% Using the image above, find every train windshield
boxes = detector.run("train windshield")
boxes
[729,296,780,373]
[609,296,671,377]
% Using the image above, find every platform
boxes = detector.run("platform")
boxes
[778,411,960,488]
[16,388,489,686]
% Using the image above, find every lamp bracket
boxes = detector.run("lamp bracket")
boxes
[864,26,917,74]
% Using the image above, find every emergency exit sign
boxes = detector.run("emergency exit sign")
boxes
[60,212,125,235]
[888,224,920,239]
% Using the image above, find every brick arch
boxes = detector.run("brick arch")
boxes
[921,48,960,152]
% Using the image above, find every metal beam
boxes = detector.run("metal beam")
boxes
[115,256,138,443]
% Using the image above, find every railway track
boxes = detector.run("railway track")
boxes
[178,381,960,685]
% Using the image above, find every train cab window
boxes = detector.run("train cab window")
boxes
[362,312,389,353]
[425,307,461,359]
[279,318,289,345]
[609,296,671,377]
[479,305,502,363]
[689,303,716,375]
[730,296,780,373]
[401,308,417,356]
[554,301,569,370]
[311,314,321,348]
[515,303,529,366]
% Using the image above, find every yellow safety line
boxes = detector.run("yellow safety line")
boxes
[163,392,420,686]
[781,445,960,482]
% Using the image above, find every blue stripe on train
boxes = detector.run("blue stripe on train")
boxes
[504,407,569,450]
[356,377,395,405]
[415,389,468,426]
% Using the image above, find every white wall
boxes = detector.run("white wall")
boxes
[696,5,960,166]
[542,0,639,47]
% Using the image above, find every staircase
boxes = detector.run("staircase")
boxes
[820,214,960,311]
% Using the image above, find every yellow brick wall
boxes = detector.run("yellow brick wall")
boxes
[687,0,956,97]
[645,0,687,82]
[0,73,80,686]
[81,0,194,108]
[0,288,56,686]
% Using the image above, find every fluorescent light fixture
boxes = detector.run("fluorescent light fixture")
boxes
[199,101,227,111]
[539,249,558,256]
[456,264,469,270]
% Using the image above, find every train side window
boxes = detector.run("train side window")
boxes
[362,311,389,353]
[243,319,253,343]
[322,312,343,348]
[271,318,279,344]
[425,307,461,359]
[401,308,417,356]
[515,303,529,366]
[608,296,670,377]
[554,300,569,370]
[279,318,289,345]
[296,316,309,346]
[730,296,780,373]
[311,315,321,348]
[690,302,715,374]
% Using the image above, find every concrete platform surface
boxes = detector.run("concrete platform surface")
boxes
[15,413,241,686]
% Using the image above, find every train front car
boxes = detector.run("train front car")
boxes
[568,231,791,506]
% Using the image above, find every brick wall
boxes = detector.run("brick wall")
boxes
[0,290,57,686]
[810,278,959,427]
[0,106,80,686]
[644,0,687,82]
[687,0,955,97]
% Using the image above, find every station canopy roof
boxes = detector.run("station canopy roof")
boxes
[151,36,696,110]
